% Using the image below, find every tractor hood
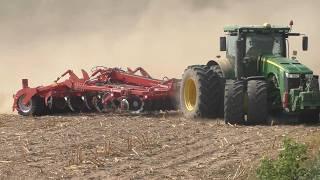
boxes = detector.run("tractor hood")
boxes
[261,55,313,74]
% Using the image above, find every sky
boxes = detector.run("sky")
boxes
[0,0,319,113]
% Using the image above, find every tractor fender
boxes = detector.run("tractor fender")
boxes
[247,76,265,81]
[207,59,233,79]
[267,73,280,86]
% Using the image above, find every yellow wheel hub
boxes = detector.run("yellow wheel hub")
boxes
[184,78,197,111]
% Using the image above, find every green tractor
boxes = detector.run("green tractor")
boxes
[180,22,320,124]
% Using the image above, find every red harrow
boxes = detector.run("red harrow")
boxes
[12,66,180,116]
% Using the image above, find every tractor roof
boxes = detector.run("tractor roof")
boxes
[224,24,291,33]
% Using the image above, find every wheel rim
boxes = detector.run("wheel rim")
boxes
[184,78,197,111]
[18,95,32,113]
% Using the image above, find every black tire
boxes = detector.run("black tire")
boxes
[267,75,282,115]
[167,97,176,110]
[298,110,319,124]
[17,95,45,116]
[180,65,224,118]
[161,99,166,111]
[224,80,245,124]
[143,99,153,111]
[172,81,181,110]
[209,64,224,117]
[247,80,268,125]
[310,75,319,91]
[153,99,162,111]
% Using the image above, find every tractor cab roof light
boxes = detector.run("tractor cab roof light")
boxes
[289,20,293,30]
[263,23,271,28]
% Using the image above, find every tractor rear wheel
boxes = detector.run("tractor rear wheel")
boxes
[224,80,245,124]
[180,65,224,118]
[310,76,319,91]
[298,110,319,124]
[17,95,45,116]
[247,80,268,124]
[207,63,225,117]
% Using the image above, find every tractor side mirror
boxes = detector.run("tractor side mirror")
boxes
[220,37,226,51]
[302,36,308,51]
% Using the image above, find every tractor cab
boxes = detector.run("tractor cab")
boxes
[220,23,308,79]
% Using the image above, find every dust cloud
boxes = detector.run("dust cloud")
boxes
[0,0,319,113]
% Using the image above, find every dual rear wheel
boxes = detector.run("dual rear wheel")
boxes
[180,65,268,124]
[224,80,268,125]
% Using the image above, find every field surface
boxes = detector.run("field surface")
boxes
[0,113,319,179]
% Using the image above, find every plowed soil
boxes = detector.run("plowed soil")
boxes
[0,113,319,179]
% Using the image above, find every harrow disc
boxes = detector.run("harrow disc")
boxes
[102,99,117,113]
[83,94,95,111]
[92,95,104,113]
[91,93,117,113]
[67,96,85,112]
[48,97,69,114]
[128,96,143,111]
[120,99,130,112]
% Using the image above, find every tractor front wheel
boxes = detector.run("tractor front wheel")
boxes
[247,80,268,125]
[224,80,245,124]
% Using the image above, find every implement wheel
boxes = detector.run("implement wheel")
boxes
[17,95,45,116]
[224,80,245,124]
[180,65,224,118]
